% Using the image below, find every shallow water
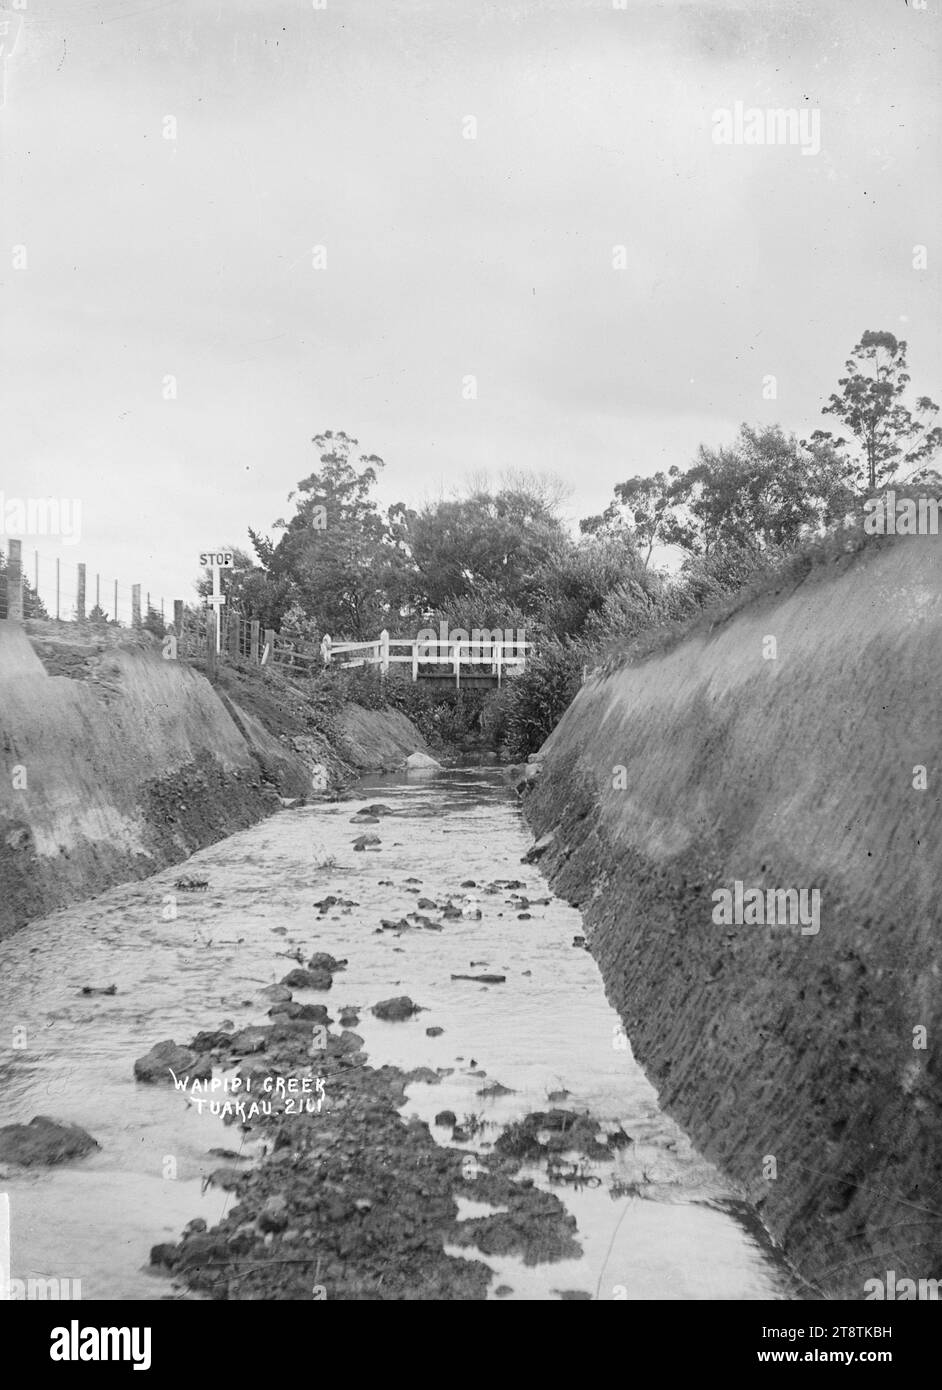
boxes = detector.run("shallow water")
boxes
[0,767,792,1300]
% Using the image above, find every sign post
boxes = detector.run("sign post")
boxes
[199,550,234,655]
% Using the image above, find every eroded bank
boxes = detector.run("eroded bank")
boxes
[522,536,942,1299]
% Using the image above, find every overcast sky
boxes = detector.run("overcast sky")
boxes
[2,0,940,613]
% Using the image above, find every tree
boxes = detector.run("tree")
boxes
[533,534,655,640]
[817,331,942,492]
[250,431,416,639]
[668,424,852,556]
[410,484,567,612]
[468,466,572,514]
[581,469,696,563]
[143,606,166,639]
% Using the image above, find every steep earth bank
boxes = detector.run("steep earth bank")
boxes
[0,621,427,939]
[522,536,942,1299]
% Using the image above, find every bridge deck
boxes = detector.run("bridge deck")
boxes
[320,633,532,687]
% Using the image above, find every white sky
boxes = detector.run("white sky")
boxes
[2,0,940,613]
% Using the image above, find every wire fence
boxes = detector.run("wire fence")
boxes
[0,544,172,627]
[0,543,322,680]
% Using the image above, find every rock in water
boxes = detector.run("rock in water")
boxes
[260,983,292,1003]
[404,750,442,770]
[308,952,346,972]
[281,967,332,990]
[353,834,382,851]
[372,995,420,1021]
[269,1003,330,1025]
[0,1116,99,1166]
[133,1040,212,1084]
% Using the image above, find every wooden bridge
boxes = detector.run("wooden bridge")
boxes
[321,631,531,687]
[175,609,532,689]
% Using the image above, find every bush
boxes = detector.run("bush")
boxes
[299,664,496,749]
[496,640,586,761]
[143,606,167,639]
[383,674,493,746]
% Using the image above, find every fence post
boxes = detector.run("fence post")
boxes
[114,580,118,623]
[76,563,86,621]
[495,641,502,688]
[6,539,23,621]
[453,638,460,689]
[250,619,260,663]
[173,600,184,636]
[56,557,61,621]
[320,634,331,666]
[263,628,275,666]
[412,638,419,682]
[131,584,141,629]
[379,629,389,678]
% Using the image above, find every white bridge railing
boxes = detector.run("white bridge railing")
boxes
[320,632,531,686]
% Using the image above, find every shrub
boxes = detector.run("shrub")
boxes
[497,640,586,761]
[143,606,167,639]
[383,674,493,746]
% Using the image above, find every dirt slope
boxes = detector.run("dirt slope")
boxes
[0,623,426,939]
[523,536,942,1299]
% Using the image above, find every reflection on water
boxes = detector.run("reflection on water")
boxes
[0,767,792,1300]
